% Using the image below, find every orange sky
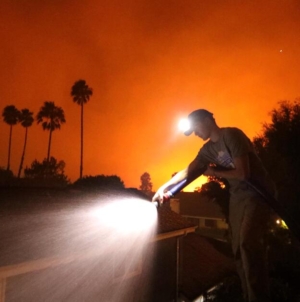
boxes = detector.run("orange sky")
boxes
[0,0,299,190]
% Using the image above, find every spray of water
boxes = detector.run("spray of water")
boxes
[3,192,158,302]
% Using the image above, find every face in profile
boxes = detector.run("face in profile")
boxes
[192,118,211,141]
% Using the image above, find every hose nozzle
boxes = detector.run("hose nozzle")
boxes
[153,178,189,208]
[153,191,173,208]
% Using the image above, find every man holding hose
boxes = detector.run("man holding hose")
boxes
[152,109,276,302]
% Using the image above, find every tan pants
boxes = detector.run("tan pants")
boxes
[229,191,271,302]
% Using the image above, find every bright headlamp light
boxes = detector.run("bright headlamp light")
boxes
[178,118,191,133]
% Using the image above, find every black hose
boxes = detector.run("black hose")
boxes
[247,180,300,241]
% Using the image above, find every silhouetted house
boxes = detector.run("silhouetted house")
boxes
[170,192,229,241]
[0,188,235,302]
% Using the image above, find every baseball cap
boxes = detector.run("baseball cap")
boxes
[183,109,214,136]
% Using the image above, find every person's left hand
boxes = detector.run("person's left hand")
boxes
[203,165,215,177]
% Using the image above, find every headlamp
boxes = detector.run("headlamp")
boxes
[178,118,191,133]
[178,118,194,136]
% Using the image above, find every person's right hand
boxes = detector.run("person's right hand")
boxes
[152,188,165,207]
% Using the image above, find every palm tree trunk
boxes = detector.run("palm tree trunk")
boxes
[7,125,12,171]
[47,129,52,162]
[80,103,84,179]
[18,127,28,178]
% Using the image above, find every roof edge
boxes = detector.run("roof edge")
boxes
[152,226,197,242]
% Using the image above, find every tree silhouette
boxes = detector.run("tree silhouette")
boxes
[139,172,153,196]
[24,157,69,185]
[36,101,66,162]
[71,79,93,179]
[253,99,300,215]
[17,108,34,178]
[73,174,125,191]
[200,179,230,223]
[2,105,20,171]
[0,167,14,184]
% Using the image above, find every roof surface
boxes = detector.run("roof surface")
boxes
[181,233,235,300]
[156,203,196,234]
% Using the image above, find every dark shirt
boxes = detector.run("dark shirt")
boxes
[195,127,275,196]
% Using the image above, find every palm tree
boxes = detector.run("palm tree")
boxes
[17,108,34,178]
[71,79,93,179]
[36,101,66,162]
[2,105,20,171]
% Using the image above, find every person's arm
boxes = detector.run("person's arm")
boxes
[152,158,205,203]
[204,153,250,180]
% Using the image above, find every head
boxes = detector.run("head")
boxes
[183,109,216,140]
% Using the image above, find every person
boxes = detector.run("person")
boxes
[152,109,276,302]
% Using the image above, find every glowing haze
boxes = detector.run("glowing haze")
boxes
[0,0,299,190]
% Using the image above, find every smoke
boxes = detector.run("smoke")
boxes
[0,0,299,187]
